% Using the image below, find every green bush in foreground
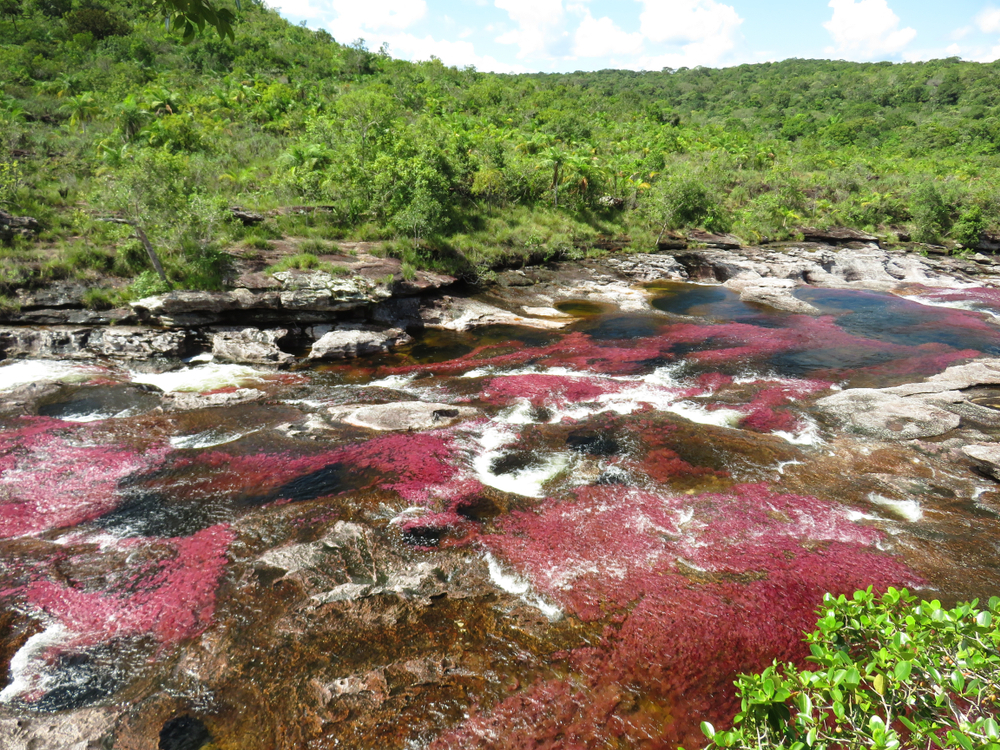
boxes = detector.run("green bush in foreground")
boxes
[702,588,1000,750]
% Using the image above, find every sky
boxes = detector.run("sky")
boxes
[267,0,1000,74]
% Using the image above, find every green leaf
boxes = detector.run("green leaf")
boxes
[894,661,912,681]
[701,721,716,738]
[977,610,993,627]
[873,673,886,695]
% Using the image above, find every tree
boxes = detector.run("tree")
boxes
[156,0,237,41]
[701,588,1000,750]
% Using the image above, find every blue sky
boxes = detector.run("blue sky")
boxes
[268,0,1000,73]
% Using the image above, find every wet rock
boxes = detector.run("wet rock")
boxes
[329,401,479,431]
[962,444,1000,480]
[723,276,821,314]
[0,380,63,415]
[883,359,1000,395]
[0,707,117,750]
[799,226,879,245]
[164,388,265,411]
[817,389,961,440]
[656,230,688,250]
[211,327,295,366]
[308,325,411,360]
[0,326,91,359]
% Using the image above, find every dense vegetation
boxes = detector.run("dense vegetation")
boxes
[4,0,1000,300]
[701,588,1000,750]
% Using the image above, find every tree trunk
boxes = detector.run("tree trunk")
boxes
[99,218,171,289]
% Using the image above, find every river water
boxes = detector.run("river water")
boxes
[2,281,1000,748]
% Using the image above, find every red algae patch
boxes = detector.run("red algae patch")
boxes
[22,525,235,649]
[449,484,921,748]
[0,418,169,538]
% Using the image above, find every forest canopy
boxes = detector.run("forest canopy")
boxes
[3,0,1000,295]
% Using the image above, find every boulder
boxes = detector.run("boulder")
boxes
[816,389,961,440]
[308,325,411,360]
[275,271,392,312]
[164,388,265,411]
[211,327,294,366]
[329,401,479,431]
[86,327,191,359]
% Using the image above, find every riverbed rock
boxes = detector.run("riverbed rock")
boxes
[603,253,689,282]
[275,270,392,312]
[329,401,480,431]
[0,380,63,415]
[962,444,1000,480]
[0,707,117,750]
[723,276,821,314]
[86,327,192,359]
[405,296,571,331]
[164,387,266,411]
[816,389,961,440]
[675,244,962,292]
[308,325,411,360]
[211,327,295,366]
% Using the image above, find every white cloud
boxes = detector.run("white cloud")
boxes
[494,0,567,58]
[382,32,528,72]
[946,43,962,55]
[823,0,916,59]
[327,0,427,44]
[639,0,742,48]
[978,7,1000,33]
[573,12,644,58]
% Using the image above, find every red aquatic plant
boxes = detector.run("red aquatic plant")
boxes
[0,419,169,538]
[21,524,235,647]
[443,484,921,748]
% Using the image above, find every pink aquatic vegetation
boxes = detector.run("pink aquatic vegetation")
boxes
[449,483,920,748]
[0,418,169,538]
[480,373,628,408]
[737,379,831,434]
[904,285,1000,314]
[21,525,235,648]
[188,430,463,506]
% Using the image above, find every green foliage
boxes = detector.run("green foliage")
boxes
[64,8,129,40]
[702,587,1000,750]
[0,155,22,208]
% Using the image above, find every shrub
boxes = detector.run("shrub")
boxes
[64,8,130,40]
[701,587,1000,750]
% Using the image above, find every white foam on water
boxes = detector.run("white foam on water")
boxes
[0,623,68,704]
[774,460,803,475]
[170,428,255,449]
[909,294,1000,320]
[869,493,924,522]
[363,373,421,391]
[130,363,265,393]
[483,552,562,621]
[774,417,824,447]
[471,423,569,498]
[0,360,105,391]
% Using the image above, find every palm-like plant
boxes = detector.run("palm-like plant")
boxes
[114,95,149,141]
[59,92,99,132]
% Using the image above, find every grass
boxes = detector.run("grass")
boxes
[264,252,349,275]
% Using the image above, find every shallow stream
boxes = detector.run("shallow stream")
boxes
[3,281,1000,748]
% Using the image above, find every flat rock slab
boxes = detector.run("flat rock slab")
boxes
[329,401,479,431]
[816,389,961,440]
[309,325,412,360]
[0,326,191,360]
[724,276,820,314]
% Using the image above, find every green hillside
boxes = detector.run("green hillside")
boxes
[3,0,1000,301]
